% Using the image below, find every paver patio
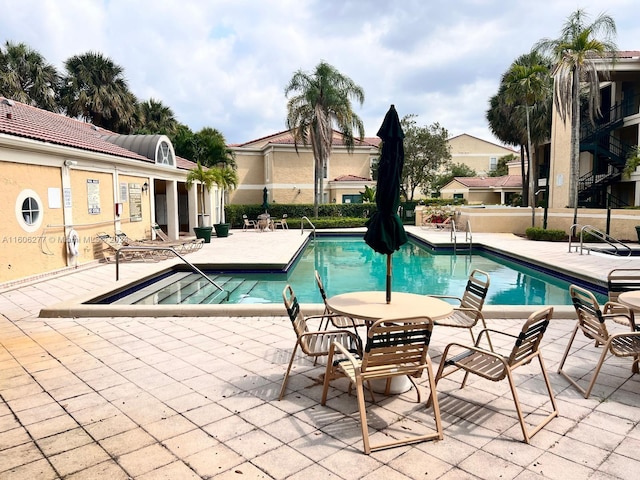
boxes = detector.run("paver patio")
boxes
[1,227,639,479]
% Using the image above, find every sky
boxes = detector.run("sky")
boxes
[1,0,639,146]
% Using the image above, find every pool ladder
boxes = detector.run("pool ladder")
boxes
[114,245,228,300]
[301,216,316,240]
[451,219,472,254]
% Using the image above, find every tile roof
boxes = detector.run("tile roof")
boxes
[332,174,372,182]
[236,129,379,148]
[453,175,522,188]
[0,97,196,170]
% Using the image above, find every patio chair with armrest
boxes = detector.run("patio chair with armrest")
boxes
[273,213,288,229]
[557,284,640,398]
[321,315,443,454]
[429,269,493,350]
[432,306,557,444]
[242,214,258,231]
[279,284,362,400]
[607,268,640,329]
[96,232,157,262]
[315,270,366,335]
[148,223,204,253]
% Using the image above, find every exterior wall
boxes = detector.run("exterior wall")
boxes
[449,134,517,175]
[230,140,376,206]
[0,161,67,281]
[454,205,640,240]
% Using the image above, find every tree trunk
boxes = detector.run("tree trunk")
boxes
[569,68,581,225]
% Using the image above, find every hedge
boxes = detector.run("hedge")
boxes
[525,227,567,241]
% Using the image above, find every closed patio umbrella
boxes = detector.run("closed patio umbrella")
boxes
[364,104,408,303]
[262,187,269,212]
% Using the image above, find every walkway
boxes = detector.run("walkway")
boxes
[1,228,639,479]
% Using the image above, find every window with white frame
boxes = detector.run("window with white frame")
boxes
[489,157,497,171]
[16,189,43,232]
[156,140,174,166]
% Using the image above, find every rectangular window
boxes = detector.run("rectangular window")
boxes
[453,193,464,199]
[489,157,497,171]
[342,194,362,204]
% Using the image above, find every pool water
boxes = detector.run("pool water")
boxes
[222,236,602,305]
[95,235,607,306]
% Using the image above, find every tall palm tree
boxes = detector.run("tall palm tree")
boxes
[536,9,617,222]
[60,51,137,133]
[285,61,365,216]
[503,51,552,225]
[0,41,60,111]
[135,98,178,135]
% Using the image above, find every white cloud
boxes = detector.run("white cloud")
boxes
[0,0,637,145]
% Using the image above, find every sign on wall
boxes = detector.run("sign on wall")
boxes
[87,179,100,214]
[120,183,128,203]
[128,183,142,222]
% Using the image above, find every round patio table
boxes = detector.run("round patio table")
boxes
[326,291,453,324]
[617,290,640,312]
[326,291,453,394]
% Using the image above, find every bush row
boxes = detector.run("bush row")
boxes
[525,227,567,241]
[225,198,466,228]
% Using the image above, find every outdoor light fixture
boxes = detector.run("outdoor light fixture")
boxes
[142,182,149,193]
[64,160,77,167]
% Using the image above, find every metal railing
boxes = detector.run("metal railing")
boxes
[450,219,457,252]
[300,216,316,240]
[465,220,473,252]
[115,245,228,299]
[568,224,632,256]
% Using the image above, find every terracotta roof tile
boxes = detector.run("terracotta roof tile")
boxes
[0,97,152,162]
[454,175,522,188]
[333,174,372,182]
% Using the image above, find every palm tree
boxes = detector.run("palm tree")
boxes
[186,161,217,227]
[211,165,239,224]
[135,98,178,135]
[60,51,137,133]
[536,9,617,223]
[285,61,365,216]
[0,41,59,111]
[503,51,552,225]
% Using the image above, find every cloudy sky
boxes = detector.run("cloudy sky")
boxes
[1,0,638,145]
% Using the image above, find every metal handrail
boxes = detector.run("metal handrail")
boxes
[450,219,457,252]
[568,224,632,256]
[300,216,316,240]
[465,220,473,252]
[115,245,228,299]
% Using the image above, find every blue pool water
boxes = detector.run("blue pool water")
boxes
[222,236,604,305]
[94,235,607,306]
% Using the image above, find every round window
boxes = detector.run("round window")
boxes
[16,189,43,232]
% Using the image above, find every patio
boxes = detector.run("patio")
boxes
[1,228,640,479]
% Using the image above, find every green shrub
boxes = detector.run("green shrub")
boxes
[525,227,567,241]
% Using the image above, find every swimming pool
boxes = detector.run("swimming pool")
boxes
[90,235,607,306]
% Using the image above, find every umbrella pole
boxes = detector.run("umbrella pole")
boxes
[386,254,391,303]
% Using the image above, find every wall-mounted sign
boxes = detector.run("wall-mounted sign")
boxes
[128,183,142,222]
[87,179,100,214]
[120,183,128,203]
[63,188,72,208]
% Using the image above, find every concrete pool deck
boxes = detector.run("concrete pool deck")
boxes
[1,227,640,479]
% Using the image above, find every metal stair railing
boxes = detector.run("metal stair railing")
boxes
[465,220,473,253]
[115,245,228,299]
[301,216,316,240]
[568,224,632,256]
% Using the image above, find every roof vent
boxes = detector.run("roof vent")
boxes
[1,98,15,106]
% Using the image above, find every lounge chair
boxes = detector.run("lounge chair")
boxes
[279,284,362,400]
[429,269,492,350]
[433,306,557,443]
[148,223,204,253]
[321,315,443,454]
[96,232,157,262]
[558,284,640,398]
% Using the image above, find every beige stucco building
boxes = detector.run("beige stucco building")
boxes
[546,51,640,210]
[449,133,518,176]
[0,98,214,284]
[229,131,378,206]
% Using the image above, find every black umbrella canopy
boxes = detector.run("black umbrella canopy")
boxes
[364,104,408,302]
[364,104,408,254]
[262,187,269,212]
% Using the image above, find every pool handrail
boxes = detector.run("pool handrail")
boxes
[568,224,632,256]
[115,245,228,299]
[301,216,316,240]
